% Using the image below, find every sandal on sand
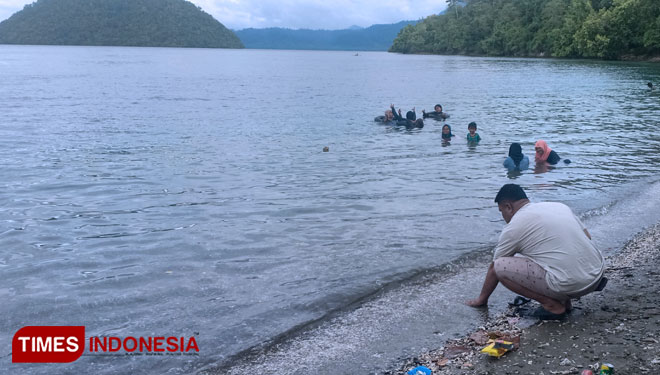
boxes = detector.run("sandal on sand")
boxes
[531,307,567,320]
[595,276,608,291]
[508,296,531,307]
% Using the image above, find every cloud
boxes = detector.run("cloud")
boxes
[0,0,446,30]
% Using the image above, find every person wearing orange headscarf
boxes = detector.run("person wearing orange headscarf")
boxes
[534,140,561,165]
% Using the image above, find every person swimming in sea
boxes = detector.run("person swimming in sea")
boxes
[649,82,654,90]
[422,104,450,120]
[374,109,395,123]
[534,140,561,165]
[391,104,424,128]
[503,143,529,171]
[466,122,481,143]
[441,124,454,141]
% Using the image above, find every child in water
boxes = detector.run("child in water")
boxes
[466,122,481,143]
[441,124,454,141]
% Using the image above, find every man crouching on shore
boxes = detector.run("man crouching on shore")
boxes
[466,184,606,319]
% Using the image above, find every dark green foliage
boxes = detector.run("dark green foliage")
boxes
[0,0,243,48]
[235,21,418,51]
[390,0,660,60]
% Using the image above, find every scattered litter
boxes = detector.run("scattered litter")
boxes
[599,363,614,374]
[407,365,432,375]
[480,339,515,358]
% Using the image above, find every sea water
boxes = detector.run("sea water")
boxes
[1,46,659,374]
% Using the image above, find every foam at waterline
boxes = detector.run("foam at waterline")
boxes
[582,177,660,255]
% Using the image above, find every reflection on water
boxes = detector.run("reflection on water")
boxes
[0,46,659,374]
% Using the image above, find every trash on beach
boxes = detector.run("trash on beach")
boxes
[480,339,515,358]
[407,365,432,375]
[560,358,573,366]
[599,363,614,374]
[487,331,520,349]
[580,370,594,375]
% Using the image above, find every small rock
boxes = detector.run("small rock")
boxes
[436,358,449,367]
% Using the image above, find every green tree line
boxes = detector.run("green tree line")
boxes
[390,0,660,60]
[0,0,243,48]
[235,21,417,51]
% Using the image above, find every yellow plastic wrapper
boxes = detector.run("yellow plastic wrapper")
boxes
[480,339,515,358]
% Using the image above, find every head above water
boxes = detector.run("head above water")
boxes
[494,184,529,223]
[508,142,524,166]
[442,124,451,134]
[534,140,552,162]
[434,104,443,113]
[468,122,477,133]
[385,110,393,120]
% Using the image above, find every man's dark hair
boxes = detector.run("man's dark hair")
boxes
[494,184,528,203]
[406,111,416,121]
[468,122,477,129]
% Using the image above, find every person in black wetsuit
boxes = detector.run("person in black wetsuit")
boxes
[422,104,450,120]
[391,104,424,128]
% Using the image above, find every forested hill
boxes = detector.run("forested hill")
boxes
[235,21,417,51]
[0,0,243,48]
[390,0,660,60]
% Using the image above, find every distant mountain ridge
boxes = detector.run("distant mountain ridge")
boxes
[235,21,418,51]
[0,0,243,48]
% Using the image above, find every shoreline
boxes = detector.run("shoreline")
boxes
[391,222,660,374]
[199,177,660,374]
[388,50,660,63]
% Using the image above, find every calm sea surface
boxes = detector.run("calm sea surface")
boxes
[1,46,660,374]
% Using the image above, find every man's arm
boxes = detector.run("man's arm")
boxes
[466,262,499,307]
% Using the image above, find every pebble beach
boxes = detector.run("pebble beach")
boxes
[392,223,660,375]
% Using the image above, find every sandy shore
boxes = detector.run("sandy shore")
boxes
[391,223,660,375]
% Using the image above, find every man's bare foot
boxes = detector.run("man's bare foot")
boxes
[466,298,488,307]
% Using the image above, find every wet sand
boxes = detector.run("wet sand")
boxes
[393,223,660,375]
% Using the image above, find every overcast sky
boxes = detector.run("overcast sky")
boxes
[0,0,446,30]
